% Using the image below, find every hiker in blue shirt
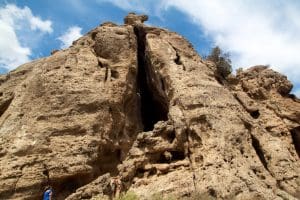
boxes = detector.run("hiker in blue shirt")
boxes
[43,186,53,200]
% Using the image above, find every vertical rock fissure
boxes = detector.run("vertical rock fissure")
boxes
[251,134,269,171]
[0,95,14,117]
[290,126,300,158]
[134,26,169,131]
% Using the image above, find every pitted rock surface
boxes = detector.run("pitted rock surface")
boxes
[0,14,299,200]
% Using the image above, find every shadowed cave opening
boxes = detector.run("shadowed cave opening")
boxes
[134,26,169,131]
[50,147,121,199]
[50,173,94,200]
[291,126,300,158]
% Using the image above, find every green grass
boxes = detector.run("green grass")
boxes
[117,191,139,200]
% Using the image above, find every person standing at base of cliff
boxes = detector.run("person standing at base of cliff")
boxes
[43,186,53,200]
[110,176,122,199]
[115,176,122,199]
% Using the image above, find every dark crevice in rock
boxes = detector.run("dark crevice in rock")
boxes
[134,25,169,131]
[290,126,300,158]
[165,130,176,143]
[251,134,269,171]
[242,119,252,131]
[157,150,185,164]
[215,76,224,85]
[233,93,260,119]
[104,67,108,82]
[174,50,182,65]
[42,164,50,183]
[168,42,185,70]
[0,94,14,117]
[97,59,104,68]
[160,77,166,92]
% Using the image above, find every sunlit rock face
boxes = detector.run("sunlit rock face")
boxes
[0,13,299,200]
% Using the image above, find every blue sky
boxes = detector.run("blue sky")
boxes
[0,0,299,96]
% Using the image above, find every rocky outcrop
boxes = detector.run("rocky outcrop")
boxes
[0,13,299,200]
[0,18,141,200]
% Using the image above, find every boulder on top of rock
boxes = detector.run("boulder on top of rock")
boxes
[124,12,148,25]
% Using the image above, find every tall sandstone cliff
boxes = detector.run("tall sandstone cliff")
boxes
[0,13,299,200]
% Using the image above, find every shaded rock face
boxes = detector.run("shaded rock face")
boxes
[0,13,299,200]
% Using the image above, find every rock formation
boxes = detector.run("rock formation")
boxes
[0,13,299,200]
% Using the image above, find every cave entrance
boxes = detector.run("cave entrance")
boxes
[135,26,169,131]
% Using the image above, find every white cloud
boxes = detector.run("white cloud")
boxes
[0,4,53,70]
[160,0,300,85]
[29,17,52,33]
[0,21,31,68]
[0,4,52,33]
[58,26,82,49]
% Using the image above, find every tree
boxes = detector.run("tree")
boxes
[207,46,232,78]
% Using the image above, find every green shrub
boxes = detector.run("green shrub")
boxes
[150,193,176,200]
[207,46,232,78]
[117,191,139,200]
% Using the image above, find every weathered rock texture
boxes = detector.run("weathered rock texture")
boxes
[0,13,299,200]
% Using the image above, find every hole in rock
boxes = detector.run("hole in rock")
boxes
[208,188,217,198]
[166,131,176,143]
[290,126,300,158]
[251,135,268,170]
[136,168,146,178]
[111,69,119,79]
[170,151,185,161]
[174,50,182,65]
[250,110,260,119]
[136,167,157,178]
[134,26,169,131]
[42,169,49,178]
[91,32,97,40]
[158,150,185,163]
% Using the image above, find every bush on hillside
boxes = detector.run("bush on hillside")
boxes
[207,46,232,78]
